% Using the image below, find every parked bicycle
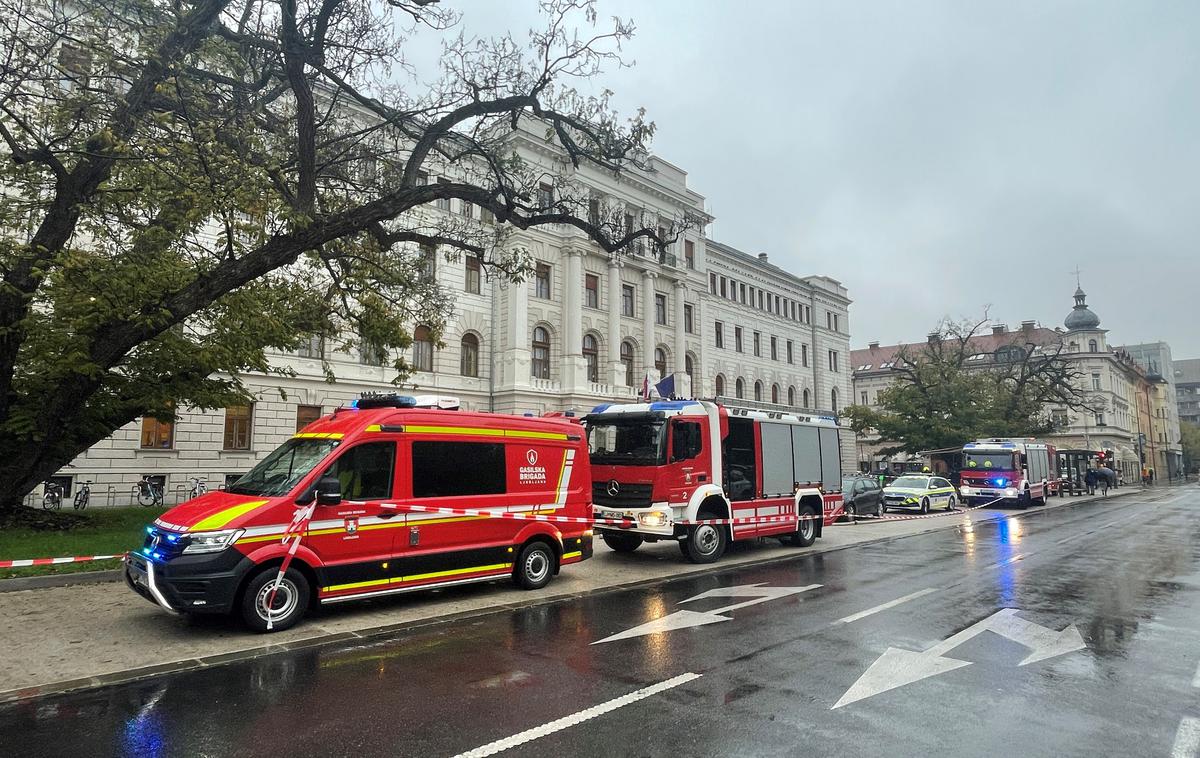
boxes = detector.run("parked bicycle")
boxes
[41,481,64,511]
[73,480,93,510]
[134,476,163,507]
[187,476,208,500]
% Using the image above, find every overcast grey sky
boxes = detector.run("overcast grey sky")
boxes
[439,1,1199,356]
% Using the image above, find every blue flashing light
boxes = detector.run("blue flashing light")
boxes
[152,552,162,560]
[145,526,154,534]
[590,403,612,414]
[348,399,359,409]
[166,534,178,543]
[1000,442,1016,448]
[993,478,1008,487]
[141,548,152,556]
[649,400,700,411]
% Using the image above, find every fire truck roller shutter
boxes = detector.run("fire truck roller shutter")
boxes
[791,426,822,487]
[819,428,841,491]
[761,422,796,498]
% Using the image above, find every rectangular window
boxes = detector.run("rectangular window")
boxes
[465,256,481,294]
[735,327,744,353]
[420,243,436,279]
[412,441,505,498]
[329,441,396,500]
[296,333,324,359]
[829,350,839,372]
[296,404,322,433]
[538,182,554,208]
[480,205,494,224]
[786,340,794,364]
[771,336,778,361]
[588,197,601,225]
[775,295,781,314]
[715,321,724,349]
[1092,373,1102,391]
[740,283,747,304]
[710,272,717,294]
[585,273,599,308]
[140,415,174,449]
[833,313,840,332]
[757,290,764,310]
[720,277,727,298]
[753,331,761,357]
[435,177,451,210]
[224,405,253,451]
[861,391,869,405]
[802,343,809,367]
[622,284,635,317]
[534,263,551,299]
[460,199,475,219]
[827,311,833,329]
[684,303,694,334]
[655,293,667,325]
[685,240,695,269]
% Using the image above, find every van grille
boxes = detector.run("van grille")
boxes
[592,482,652,509]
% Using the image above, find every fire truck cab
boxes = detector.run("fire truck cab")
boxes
[958,438,1057,508]
[585,399,844,563]
[125,394,593,632]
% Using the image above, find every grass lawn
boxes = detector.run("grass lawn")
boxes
[0,507,167,579]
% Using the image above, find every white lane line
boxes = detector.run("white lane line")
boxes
[452,672,702,757]
[836,588,939,624]
[1055,531,1091,545]
[1172,717,1200,758]
[1192,659,1200,689]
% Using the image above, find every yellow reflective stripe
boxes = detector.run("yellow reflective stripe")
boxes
[364,424,382,432]
[404,425,504,437]
[505,429,569,441]
[403,563,511,583]
[191,500,270,531]
[562,551,582,560]
[293,432,344,439]
[237,533,285,545]
[324,577,391,592]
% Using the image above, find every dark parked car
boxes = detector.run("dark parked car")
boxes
[840,476,883,522]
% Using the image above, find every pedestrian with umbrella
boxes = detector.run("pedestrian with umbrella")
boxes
[1099,466,1115,496]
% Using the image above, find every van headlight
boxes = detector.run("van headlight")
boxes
[183,529,244,554]
[638,511,670,527]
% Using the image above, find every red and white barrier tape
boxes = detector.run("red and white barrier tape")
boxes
[0,554,123,569]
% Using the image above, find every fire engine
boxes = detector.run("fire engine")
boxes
[585,399,844,563]
[958,438,1057,507]
[125,394,592,632]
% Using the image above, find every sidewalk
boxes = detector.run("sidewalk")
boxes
[0,488,1155,703]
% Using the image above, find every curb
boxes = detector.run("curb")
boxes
[0,569,122,593]
[0,486,1156,706]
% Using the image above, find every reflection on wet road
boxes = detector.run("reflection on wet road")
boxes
[2,488,1198,758]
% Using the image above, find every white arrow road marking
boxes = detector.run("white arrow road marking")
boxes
[833,608,1086,709]
[1193,659,1200,689]
[1172,717,1200,758]
[836,588,939,624]
[452,673,702,757]
[593,584,821,644]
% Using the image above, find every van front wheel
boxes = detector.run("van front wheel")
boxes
[602,532,643,553]
[684,523,726,563]
[514,541,555,590]
[241,566,310,633]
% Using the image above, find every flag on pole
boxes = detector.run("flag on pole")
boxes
[641,374,650,402]
[655,373,676,400]
[264,501,316,630]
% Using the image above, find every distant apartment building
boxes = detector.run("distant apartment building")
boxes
[1175,358,1200,428]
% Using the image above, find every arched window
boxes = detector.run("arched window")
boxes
[831,387,839,413]
[772,384,780,404]
[787,386,796,406]
[460,333,479,377]
[620,340,635,386]
[655,347,668,377]
[1088,339,1098,353]
[715,374,725,396]
[531,326,550,379]
[754,380,763,401]
[583,334,599,382]
[735,377,745,399]
[412,325,433,372]
[685,354,695,386]
[803,388,811,408]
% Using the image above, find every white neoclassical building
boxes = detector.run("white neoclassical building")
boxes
[44,127,853,506]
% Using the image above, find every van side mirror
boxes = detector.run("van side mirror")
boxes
[315,475,342,506]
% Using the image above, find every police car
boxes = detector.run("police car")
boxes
[881,474,958,514]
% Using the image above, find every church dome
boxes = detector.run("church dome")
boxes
[1064,286,1101,331]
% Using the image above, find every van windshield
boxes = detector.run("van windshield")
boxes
[227,438,340,496]
[963,452,1014,471]
[587,420,667,466]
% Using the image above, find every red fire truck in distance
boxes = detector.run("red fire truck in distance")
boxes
[958,438,1057,508]
[585,399,844,563]
[125,394,592,632]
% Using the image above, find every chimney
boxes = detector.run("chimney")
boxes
[991,324,1007,336]
[868,341,880,351]
[757,253,768,262]
[1021,320,1036,333]
[927,332,942,344]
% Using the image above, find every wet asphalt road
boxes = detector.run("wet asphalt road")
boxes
[3,487,1199,758]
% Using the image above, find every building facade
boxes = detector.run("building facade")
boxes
[1173,358,1200,427]
[850,287,1163,483]
[42,133,853,507]
[1119,342,1184,479]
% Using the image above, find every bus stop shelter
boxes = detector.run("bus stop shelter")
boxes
[1058,449,1099,496]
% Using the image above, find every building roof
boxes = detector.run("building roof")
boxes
[704,238,849,301]
[1174,358,1200,385]
[1064,287,1101,331]
[851,324,1062,375]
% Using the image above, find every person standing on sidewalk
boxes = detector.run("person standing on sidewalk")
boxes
[1085,468,1097,495]
[1099,472,1110,496]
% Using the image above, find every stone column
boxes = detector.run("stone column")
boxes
[501,277,529,394]
[561,247,586,395]
[673,279,688,397]
[607,257,623,387]
[642,270,658,384]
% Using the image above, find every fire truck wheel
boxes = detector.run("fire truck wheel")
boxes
[514,541,556,590]
[602,532,644,553]
[684,523,727,563]
[920,498,930,514]
[241,566,310,633]
[785,504,819,547]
